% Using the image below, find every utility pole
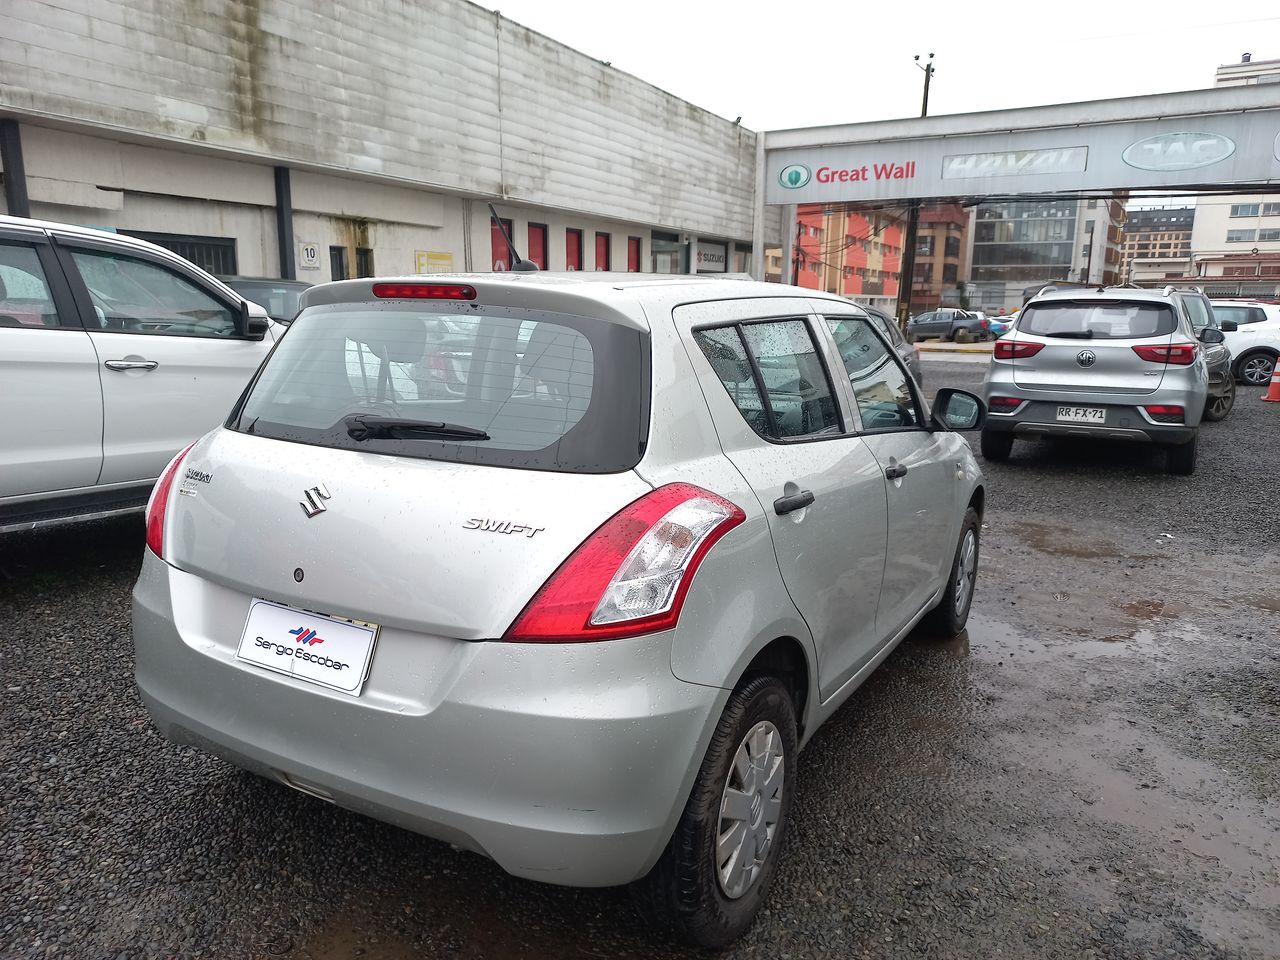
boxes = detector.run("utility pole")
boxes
[791,216,803,285]
[896,53,934,331]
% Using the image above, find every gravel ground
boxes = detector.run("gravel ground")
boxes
[3,357,1278,959]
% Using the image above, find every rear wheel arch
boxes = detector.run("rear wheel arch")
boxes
[737,636,811,740]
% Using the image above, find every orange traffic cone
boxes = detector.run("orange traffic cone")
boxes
[1264,365,1280,403]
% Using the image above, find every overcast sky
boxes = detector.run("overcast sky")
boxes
[477,0,1279,131]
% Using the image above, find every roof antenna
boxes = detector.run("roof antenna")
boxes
[488,203,539,272]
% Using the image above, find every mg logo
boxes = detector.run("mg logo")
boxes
[1121,132,1235,172]
[778,164,812,189]
[300,483,331,518]
[1077,349,1097,368]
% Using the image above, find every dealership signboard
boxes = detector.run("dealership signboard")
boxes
[765,108,1280,204]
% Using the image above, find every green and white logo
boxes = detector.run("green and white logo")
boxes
[778,164,811,189]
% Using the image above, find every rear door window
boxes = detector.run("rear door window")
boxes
[694,319,842,441]
[1020,301,1177,339]
[1213,305,1267,326]
[231,305,647,474]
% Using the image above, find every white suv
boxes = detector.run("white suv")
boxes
[1209,299,1280,385]
[0,216,276,533]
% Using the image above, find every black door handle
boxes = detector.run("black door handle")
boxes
[774,490,815,515]
[885,462,908,480]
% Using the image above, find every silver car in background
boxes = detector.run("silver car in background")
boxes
[980,285,1226,475]
[133,274,986,947]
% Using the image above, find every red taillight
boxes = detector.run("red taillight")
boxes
[371,283,476,300]
[145,443,195,558]
[1133,343,1198,365]
[988,396,1022,411]
[504,483,746,642]
[994,340,1045,360]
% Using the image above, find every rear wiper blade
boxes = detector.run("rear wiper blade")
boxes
[345,415,489,441]
[1048,330,1095,339]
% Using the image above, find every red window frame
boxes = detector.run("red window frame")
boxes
[528,223,548,270]
[490,218,514,272]
[595,232,611,271]
[566,228,583,271]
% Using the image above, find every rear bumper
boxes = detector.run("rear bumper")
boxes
[133,552,724,887]
[984,399,1198,444]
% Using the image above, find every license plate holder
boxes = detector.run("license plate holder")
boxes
[1056,405,1106,424]
[235,599,378,697]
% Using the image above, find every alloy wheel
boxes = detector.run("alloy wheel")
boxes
[1241,355,1275,385]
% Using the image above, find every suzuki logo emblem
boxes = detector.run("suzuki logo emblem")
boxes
[1077,349,1097,368]
[300,483,331,518]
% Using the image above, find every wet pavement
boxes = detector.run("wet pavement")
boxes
[3,357,1278,959]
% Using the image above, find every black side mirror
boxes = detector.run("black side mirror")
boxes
[237,300,270,341]
[1219,319,1238,333]
[931,388,986,431]
[1197,327,1225,344]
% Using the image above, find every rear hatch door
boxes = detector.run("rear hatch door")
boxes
[1011,298,1176,397]
[168,430,651,639]
[165,292,652,639]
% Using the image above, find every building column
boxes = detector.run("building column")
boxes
[274,166,296,280]
[687,234,698,274]
[0,120,31,218]
[781,204,797,285]
[751,134,766,279]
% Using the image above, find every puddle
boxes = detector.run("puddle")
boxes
[1011,521,1154,561]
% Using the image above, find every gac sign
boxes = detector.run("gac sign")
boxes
[1122,132,1235,172]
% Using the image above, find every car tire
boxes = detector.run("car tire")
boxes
[1202,379,1235,422]
[1235,350,1277,386]
[631,675,798,949]
[1165,435,1198,476]
[923,507,980,637]
[980,429,1013,461]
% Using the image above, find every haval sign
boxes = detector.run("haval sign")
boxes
[763,99,1280,204]
[1122,132,1235,171]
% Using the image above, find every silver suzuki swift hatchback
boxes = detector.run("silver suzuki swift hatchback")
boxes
[134,274,986,947]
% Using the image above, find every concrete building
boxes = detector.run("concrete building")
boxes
[910,204,970,311]
[0,0,764,282]
[1213,52,1280,87]
[767,206,902,312]
[965,198,1125,312]
[1119,206,1194,282]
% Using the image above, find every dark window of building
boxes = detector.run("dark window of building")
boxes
[1230,204,1260,218]
[942,263,958,283]
[356,247,374,278]
[627,236,642,272]
[329,245,348,281]
[1259,229,1280,242]
[1263,203,1280,217]
[528,223,548,269]
[917,236,935,257]
[566,229,583,271]
[119,231,237,276]
[944,236,961,258]
[1226,229,1257,243]
[595,232,611,271]
[490,217,514,271]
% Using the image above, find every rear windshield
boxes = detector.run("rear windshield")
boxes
[1020,300,1177,340]
[226,280,310,323]
[228,304,648,473]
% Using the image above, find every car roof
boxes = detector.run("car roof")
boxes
[299,273,868,331]
[1027,285,1183,305]
[221,276,314,286]
[0,214,246,301]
